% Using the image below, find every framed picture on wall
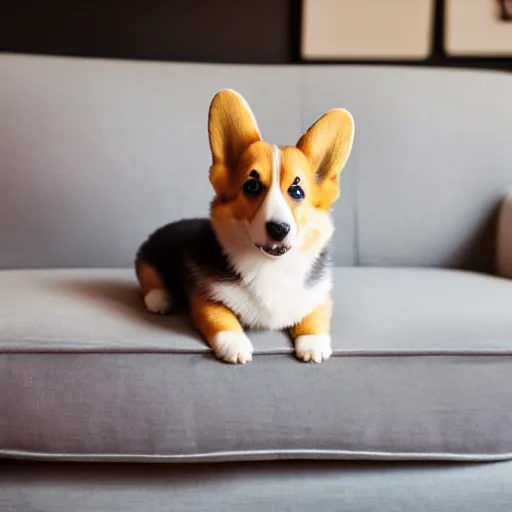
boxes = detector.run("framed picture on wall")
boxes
[445,0,512,56]
[301,0,434,61]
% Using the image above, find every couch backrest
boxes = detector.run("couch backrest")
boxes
[304,66,512,272]
[0,54,307,268]
[1,54,512,271]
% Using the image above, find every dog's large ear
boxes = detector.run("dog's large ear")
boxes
[208,90,261,192]
[297,109,354,209]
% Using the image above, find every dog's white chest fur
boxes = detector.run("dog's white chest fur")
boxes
[209,250,331,330]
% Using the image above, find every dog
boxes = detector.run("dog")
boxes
[135,89,354,364]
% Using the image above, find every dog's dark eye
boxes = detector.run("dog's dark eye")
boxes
[243,179,264,197]
[288,184,305,200]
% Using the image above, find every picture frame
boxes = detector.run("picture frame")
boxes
[301,0,434,61]
[445,0,512,56]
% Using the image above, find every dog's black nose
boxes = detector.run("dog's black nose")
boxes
[265,221,290,242]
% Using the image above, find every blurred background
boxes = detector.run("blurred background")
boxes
[1,0,511,70]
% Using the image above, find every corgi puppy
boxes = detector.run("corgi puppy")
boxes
[135,89,354,364]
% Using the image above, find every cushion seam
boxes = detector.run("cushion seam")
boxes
[2,347,512,356]
[2,448,512,463]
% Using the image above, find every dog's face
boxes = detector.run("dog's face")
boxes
[208,89,354,259]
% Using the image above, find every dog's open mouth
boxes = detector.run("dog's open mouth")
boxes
[256,244,290,257]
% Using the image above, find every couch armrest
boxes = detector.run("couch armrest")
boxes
[496,191,512,278]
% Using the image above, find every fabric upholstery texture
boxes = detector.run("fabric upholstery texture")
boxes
[3,54,512,270]
[0,54,306,268]
[2,267,512,355]
[2,460,512,512]
[2,53,512,507]
[1,268,512,462]
[302,66,512,271]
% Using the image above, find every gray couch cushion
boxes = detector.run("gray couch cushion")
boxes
[0,53,314,268]
[2,267,512,354]
[1,267,512,462]
[7,55,512,272]
[3,460,512,512]
[0,54,360,269]
[302,66,512,271]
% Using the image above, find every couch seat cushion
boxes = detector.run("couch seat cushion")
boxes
[1,267,512,462]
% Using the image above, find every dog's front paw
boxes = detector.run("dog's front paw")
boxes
[294,334,332,363]
[212,331,254,364]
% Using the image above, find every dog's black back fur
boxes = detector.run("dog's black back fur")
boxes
[136,218,239,310]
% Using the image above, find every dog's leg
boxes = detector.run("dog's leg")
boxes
[190,293,253,364]
[136,261,173,314]
[290,295,333,363]
[144,289,173,314]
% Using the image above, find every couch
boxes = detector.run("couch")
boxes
[1,53,512,511]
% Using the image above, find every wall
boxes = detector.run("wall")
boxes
[1,0,511,70]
